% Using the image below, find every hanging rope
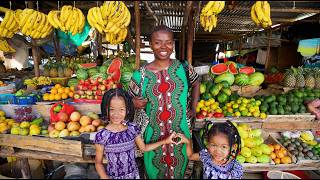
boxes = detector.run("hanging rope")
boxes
[36,1,39,11]
[9,1,12,9]
[58,1,60,10]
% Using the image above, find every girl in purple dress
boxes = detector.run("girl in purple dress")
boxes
[177,121,243,179]
[94,88,176,179]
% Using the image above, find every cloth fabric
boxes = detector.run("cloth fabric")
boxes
[94,121,141,179]
[129,59,199,179]
[200,149,243,179]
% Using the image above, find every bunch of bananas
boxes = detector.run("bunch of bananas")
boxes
[87,1,131,44]
[47,6,85,36]
[251,1,272,28]
[0,7,20,38]
[17,8,53,39]
[0,39,15,53]
[200,1,225,32]
[24,76,52,86]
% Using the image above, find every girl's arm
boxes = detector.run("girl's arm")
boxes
[177,133,200,161]
[95,144,109,179]
[135,133,176,152]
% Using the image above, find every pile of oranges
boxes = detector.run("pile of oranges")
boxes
[268,143,292,164]
[42,84,75,101]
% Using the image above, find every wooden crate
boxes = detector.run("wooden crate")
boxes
[0,134,83,157]
[265,114,315,122]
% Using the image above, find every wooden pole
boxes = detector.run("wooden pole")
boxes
[53,30,61,61]
[97,33,102,55]
[187,10,194,64]
[18,158,32,179]
[265,30,272,72]
[134,1,141,70]
[181,26,186,60]
[183,1,193,26]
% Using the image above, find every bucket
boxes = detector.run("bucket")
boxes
[267,171,301,179]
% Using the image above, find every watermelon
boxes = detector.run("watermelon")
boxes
[79,63,97,69]
[107,58,123,74]
[248,72,265,86]
[76,69,88,80]
[211,63,228,75]
[67,78,79,87]
[239,66,255,75]
[228,63,238,74]
[235,73,250,86]
[214,72,235,86]
[88,67,99,77]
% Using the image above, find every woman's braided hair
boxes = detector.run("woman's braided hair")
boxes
[204,120,242,161]
[101,88,135,123]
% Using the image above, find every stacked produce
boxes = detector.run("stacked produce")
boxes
[43,59,74,78]
[0,80,7,87]
[16,8,53,39]
[87,1,131,44]
[24,76,52,88]
[0,39,15,53]
[250,1,272,28]
[268,143,293,164]
[282,66,320,89]
[48,111,105,138]
[200,1,225,32]
[264,67,284,84]
[0,7,20,38]
[42,84,75,101]
[256,88,320,115]
[47,5,85,35]
[279,131,320,161]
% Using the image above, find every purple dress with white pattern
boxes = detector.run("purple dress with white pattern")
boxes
[200,149,243,179]
[94,122,140,179]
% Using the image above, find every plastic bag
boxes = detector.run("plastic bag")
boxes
[50,102,75,123]
[57,21,91,47]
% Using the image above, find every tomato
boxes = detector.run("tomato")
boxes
[213,112,224,118]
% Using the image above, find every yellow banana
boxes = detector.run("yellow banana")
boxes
[93,7,105,27]
[19,9,34,27]
[210,1,220,14]
[109,1,120,18]
[65,8,75,31]
[7,31,14,38]
[60,5,71,24]
[105,1,114,18]
[41,17,50,33]
[111,2,126,25]
[47,11,58,28]
[0,10,11,28]
[0,7,9,13]
[251,3,261,26]
[25,11,38,30]
[202,1,215,14]
[76,8,85,33]
[53,11,64,31]
[101,1,109,20]
[123,8,131,27]
[32,12,43,32]
[255,1,269,24]
[262,1,272,26]
[216,1,225,14]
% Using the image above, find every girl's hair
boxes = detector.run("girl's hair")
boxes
[204,120,241,161]
[101,88,135,123]
[149,24,173,42]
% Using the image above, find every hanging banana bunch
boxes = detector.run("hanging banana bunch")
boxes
[17,8,53,39]
[251,1,272,28]
[200,1,225,32]
[0,39,15,53]
[0,7,20,38]
[47,5,85,35]
[87,1,131,45]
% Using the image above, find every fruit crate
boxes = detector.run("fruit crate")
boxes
[0,94,15,104]
[73,99,102,104]
[264,113,316,122]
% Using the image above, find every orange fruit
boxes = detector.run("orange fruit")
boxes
[270,152,276,159]
[68,92,74,98]
[61,93,68,100]
[43,93,49,101]
[268,144,274,152]
[58,88,65,94]
[280,156,292,164]
[54,94,62,101]
[70,86,75,92]
[273,144,281,150]
[64,88,70,94]
[280,148,287,156]
[55,84,62,89]
[274,158,281,164]
[275,150,285,159]
[51,88,58,95]
[49,94,55,101]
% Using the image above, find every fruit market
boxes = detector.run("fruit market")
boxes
[0,1,320,179]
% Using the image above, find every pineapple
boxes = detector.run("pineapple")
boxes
[304,68,315,88]
[43,64,50,77]
[49,64,58,78]
[295,67,305,88]
[283,67,296,87]
[315,69,320,89]
[58,64,65,78]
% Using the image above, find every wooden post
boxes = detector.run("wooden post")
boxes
[17,158,32,179]
[265,30,272,72]
[134,1,141,70]
[181,26,186,60]
[97,33,102,55]
[187,10,194,64]
[53,30,61,61]
[31,40,40,77]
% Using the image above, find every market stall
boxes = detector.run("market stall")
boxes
[0,1,320,179]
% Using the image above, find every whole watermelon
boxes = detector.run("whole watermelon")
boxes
[67,78,79,87]
[235,73,250,86]
[76,69,88,80]
[248,72,265,86]
[88,67,99,77]
[214,72,235,86]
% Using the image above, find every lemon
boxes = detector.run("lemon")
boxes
[253,111,260,117]
[241,110,248,116]
[232,104,239,109]
[230,101,235,105]
[197,102,204,109]
[227,108,233,113]
[216,109,222,113]
[249,107,256,113]
[49,94,55,101]
[242,99,249,104]
[236,99,242,104]
[205,101,211,107]
[260,113,267,119]
[246,104,252,109]
[247,112,252,117]
[239,106,246,112]
[235,111,241,117]
[226,103,232,108]
[255,100,261,106]
[54,84,62,89]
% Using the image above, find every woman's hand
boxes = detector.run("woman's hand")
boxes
[175,133,190,145]
[133,96,148,109]
[164,132,177,145]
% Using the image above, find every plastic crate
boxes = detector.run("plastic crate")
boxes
[0,94,15,104]
[13,95,37,105]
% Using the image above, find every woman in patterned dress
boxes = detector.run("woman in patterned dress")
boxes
[129,25,200,179]
[177,121,244,179]
[94,88,177,179]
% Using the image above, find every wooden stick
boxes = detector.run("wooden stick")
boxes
[143,1,159,25]
[187,10,194,64]
[265,30,272,72]
[134,1,141,70]
[232,6,320,13]
[181,26,186,60]
[183,1,193,27]
[53,30,61,61]
[31,40,40,77]
[97,33,102,54]
[17,158,32,179]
